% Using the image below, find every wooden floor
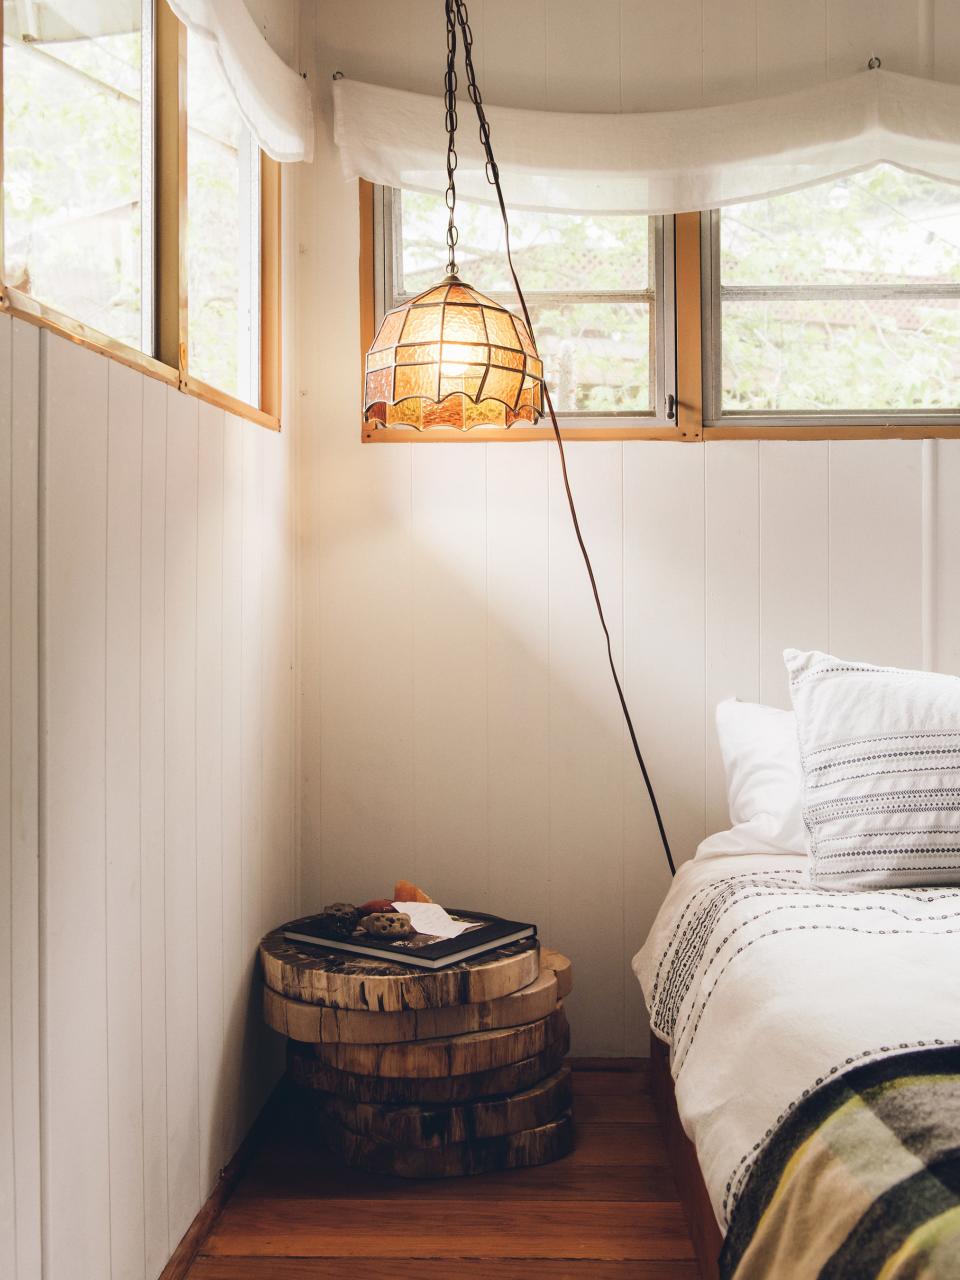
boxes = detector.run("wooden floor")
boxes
[186,1060,698,1279]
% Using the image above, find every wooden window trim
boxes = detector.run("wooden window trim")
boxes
[0,0,280,432]
[358,184,960,443]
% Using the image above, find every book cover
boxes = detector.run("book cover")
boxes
[283,908,537,970]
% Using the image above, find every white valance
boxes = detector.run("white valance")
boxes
[168,0,313,163]
[333,69,960,214]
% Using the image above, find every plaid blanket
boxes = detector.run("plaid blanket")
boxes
[721,1046,960,1280]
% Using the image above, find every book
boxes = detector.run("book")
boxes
[283,908,537,970]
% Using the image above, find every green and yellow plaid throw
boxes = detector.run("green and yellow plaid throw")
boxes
[721,1047,960,1279]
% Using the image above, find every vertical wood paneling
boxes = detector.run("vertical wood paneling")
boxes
[42,336,111,1280]
[548,444,624,1055]
[163,389,201,1248]
[8,318,41,1280]
[828,441,924,667]
[934,0,960,82]
[312,445,416,910]
[935,440,960,675]
[196,402,225,1189]
[220,415,245,1164]
[758,442,830,706]
[758,0,827,91]
[826,0,923,77]
[702,0,759,103]
[486,443,550,928]
[621,0,703,110]
[0,313,15,1280]
[260,430,295,935]
[411,447,488,905]
[704,442,761,835]
[623,450,706,827]
[483,0,548,108]
[623,443,706,1051]
[139,376,169,1278]
[105,361,146,1280]
[240,425,264,1126]
[544,0,621,111]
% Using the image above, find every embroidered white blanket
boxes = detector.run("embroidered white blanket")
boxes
[632,851,960,1230]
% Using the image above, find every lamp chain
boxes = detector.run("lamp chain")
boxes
[451,0,677,879]
[443,0,460,276]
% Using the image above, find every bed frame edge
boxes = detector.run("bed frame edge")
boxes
[649,1036,723,1280]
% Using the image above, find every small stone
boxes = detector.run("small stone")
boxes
[319,902,361,936]
[360,911,416,939]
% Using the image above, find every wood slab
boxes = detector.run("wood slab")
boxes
[542,948,573,999]
[315,1067,573,1149]
[260,927,539,1012]
[263,955,571,1045]
[288,1030,570,1105]
[313,1107,575,1178]
[309,1006,567,1079]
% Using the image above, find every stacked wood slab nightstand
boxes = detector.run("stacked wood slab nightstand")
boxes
[259,923,574,1177]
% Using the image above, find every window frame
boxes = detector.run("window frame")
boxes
[701,207,960,432]
[0,0,281,430]
[360,185,960,443]
[361,181,685,443]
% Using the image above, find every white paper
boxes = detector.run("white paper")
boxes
[392,901,470,939]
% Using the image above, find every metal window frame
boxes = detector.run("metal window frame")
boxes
[373,184,678,430]
[702,208,960,429]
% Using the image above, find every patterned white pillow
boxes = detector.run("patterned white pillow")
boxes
[785,648,960,889]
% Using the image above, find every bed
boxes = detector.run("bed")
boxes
[633,849,960,1279]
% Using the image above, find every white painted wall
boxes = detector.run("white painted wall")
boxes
[0,10,301,1280]
[0,316,41,1280]
[295,0,960,1057]
[39,335,297,1280]
[1,309,297,1280]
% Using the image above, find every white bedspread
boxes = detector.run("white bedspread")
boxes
[632,851,960,1231]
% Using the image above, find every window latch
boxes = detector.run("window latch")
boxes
[666,393,677,421]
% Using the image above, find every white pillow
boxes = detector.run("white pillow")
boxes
[786,647,960,889]
[697,699,806,857]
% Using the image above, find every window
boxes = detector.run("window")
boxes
[3,0,152,351]
[375,187,676,429]
[186,28,260,404]
[703,165,960,424]
[1,1,280,427]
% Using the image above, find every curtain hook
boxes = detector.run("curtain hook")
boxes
[332,69,344,80]
[867,55,882,70]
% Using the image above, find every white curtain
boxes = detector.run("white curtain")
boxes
[334,69,960,214]
[168,0,313,163]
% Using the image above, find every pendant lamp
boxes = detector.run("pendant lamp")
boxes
[358,0,676,879]
[362,2,544,432]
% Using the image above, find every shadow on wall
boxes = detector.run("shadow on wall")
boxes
[297,436,698,1057]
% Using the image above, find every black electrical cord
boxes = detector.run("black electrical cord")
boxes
[451,0,676,878]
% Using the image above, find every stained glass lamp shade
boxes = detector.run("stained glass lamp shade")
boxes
[363,275,545,430]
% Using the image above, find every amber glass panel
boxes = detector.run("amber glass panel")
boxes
[482,367,523,406]
[401,305,444,342]
[395,364,440,399]
[439,305,487,343]
[490,346,525,371]
[373,309,406,350]
[483,308,521,348]
[366,348,394,371]
[396,342,440,364]
[365,366,393,404]
[441,342,488,369]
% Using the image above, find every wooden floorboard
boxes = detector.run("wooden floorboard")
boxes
[186,1062,699,1277]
